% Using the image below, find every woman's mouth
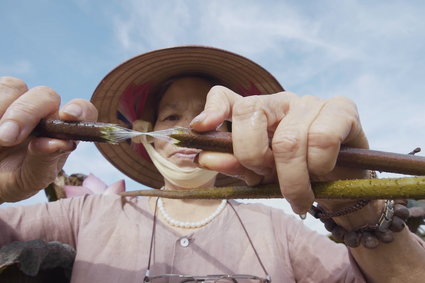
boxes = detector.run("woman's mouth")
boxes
[174,153,198,160]
[170,149,200,160]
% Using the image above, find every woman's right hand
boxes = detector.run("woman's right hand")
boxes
[0,77,98,203]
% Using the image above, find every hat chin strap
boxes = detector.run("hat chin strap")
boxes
[132,120,218,188]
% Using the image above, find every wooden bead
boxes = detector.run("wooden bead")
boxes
[323,219,337,232]
[331,226,346,242]
[361,232,379,249]
[390,216,406,232]
[344,231,361,248]
[394,204,410,220]
[374,229,394,243]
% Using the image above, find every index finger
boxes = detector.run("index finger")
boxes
[190,86,241,131]
[0,86,60,146]
[0,77,28,116]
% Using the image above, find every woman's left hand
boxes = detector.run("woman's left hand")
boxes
[190,86,369,214]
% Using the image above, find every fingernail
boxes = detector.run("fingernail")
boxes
[193,152,200,164]
[298,213,307,220]
[190,112,207,126]
[60,140,78,153]
[0,121,20,143]
[215,122,224,130]
[291,203,308,216]
[193,153,205,168]
[193,152,208,169]
[62,104,82,117]
[69,141,78,152]
[53,141,77,154]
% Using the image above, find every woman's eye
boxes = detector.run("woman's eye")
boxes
[163,114,180,121]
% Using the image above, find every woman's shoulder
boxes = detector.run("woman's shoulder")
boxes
[53,194,151,217]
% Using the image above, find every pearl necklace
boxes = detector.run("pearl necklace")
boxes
[157,198,227,229]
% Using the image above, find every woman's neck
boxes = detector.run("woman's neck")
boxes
[163,176,215,190]
[150,177,225,234]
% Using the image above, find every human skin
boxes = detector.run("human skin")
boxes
[147,77,382,232]
[138,77,230,235]
[0,76,424,281]
[0,77,98,202]
[151,77,211,170]
[190,85,425,282]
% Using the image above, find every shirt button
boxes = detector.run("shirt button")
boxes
[179,237,190,247]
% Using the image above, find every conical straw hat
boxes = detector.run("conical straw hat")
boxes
[91,46,284,189]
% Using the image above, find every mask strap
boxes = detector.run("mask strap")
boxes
[144,197,159,281]
[228,201,271,282]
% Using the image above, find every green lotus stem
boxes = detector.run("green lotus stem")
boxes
[119,176,425,200]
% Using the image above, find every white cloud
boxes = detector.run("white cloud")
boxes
[105,0,425,234]
[109,0,425,151]
[111,1,351,59]
[0,60,33,76]
[8,1,425,236]
[109,1,425,91]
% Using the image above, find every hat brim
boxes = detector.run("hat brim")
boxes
[91,46,284,189]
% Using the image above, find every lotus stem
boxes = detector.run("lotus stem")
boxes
[119,176,425,200]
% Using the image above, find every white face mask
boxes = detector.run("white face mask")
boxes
[132,120,218,188]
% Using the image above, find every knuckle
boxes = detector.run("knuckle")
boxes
[301,95,323,106]
[308,130,341,150]
[302,94,319,101]
[31,86,60,103]
[5,89,60,120]
[7,100,43,119]
[233,96,260,119]
[329,96,358,114]
[209,85,227,94]
[307,132,340,175]
[237,147,268,168]
[208,85,241,102]
[207,85,232,101]
[282,92,301,104]
[331,95,355,105]
[206,86,233,109]
[0,76,28,93]
[272,131,302,156]
[282,91,299,99]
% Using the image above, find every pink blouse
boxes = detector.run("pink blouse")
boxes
[1,194,400,282]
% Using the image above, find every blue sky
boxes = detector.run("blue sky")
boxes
[2,0,425,232]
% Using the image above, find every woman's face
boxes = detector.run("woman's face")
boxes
[153,77,212,168]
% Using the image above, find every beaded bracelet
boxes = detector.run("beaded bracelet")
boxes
[310,200,410,249]
[309,200,371,219]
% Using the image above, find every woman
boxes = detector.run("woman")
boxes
[0,46,424,282]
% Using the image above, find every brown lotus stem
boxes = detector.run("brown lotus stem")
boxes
[33,119,138,144]
[336,147,425,175]
[33,119,113,142]
[171,131,425,176]
[172,131,234,152]
[119,176,425,200]
[34,120,425,176]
